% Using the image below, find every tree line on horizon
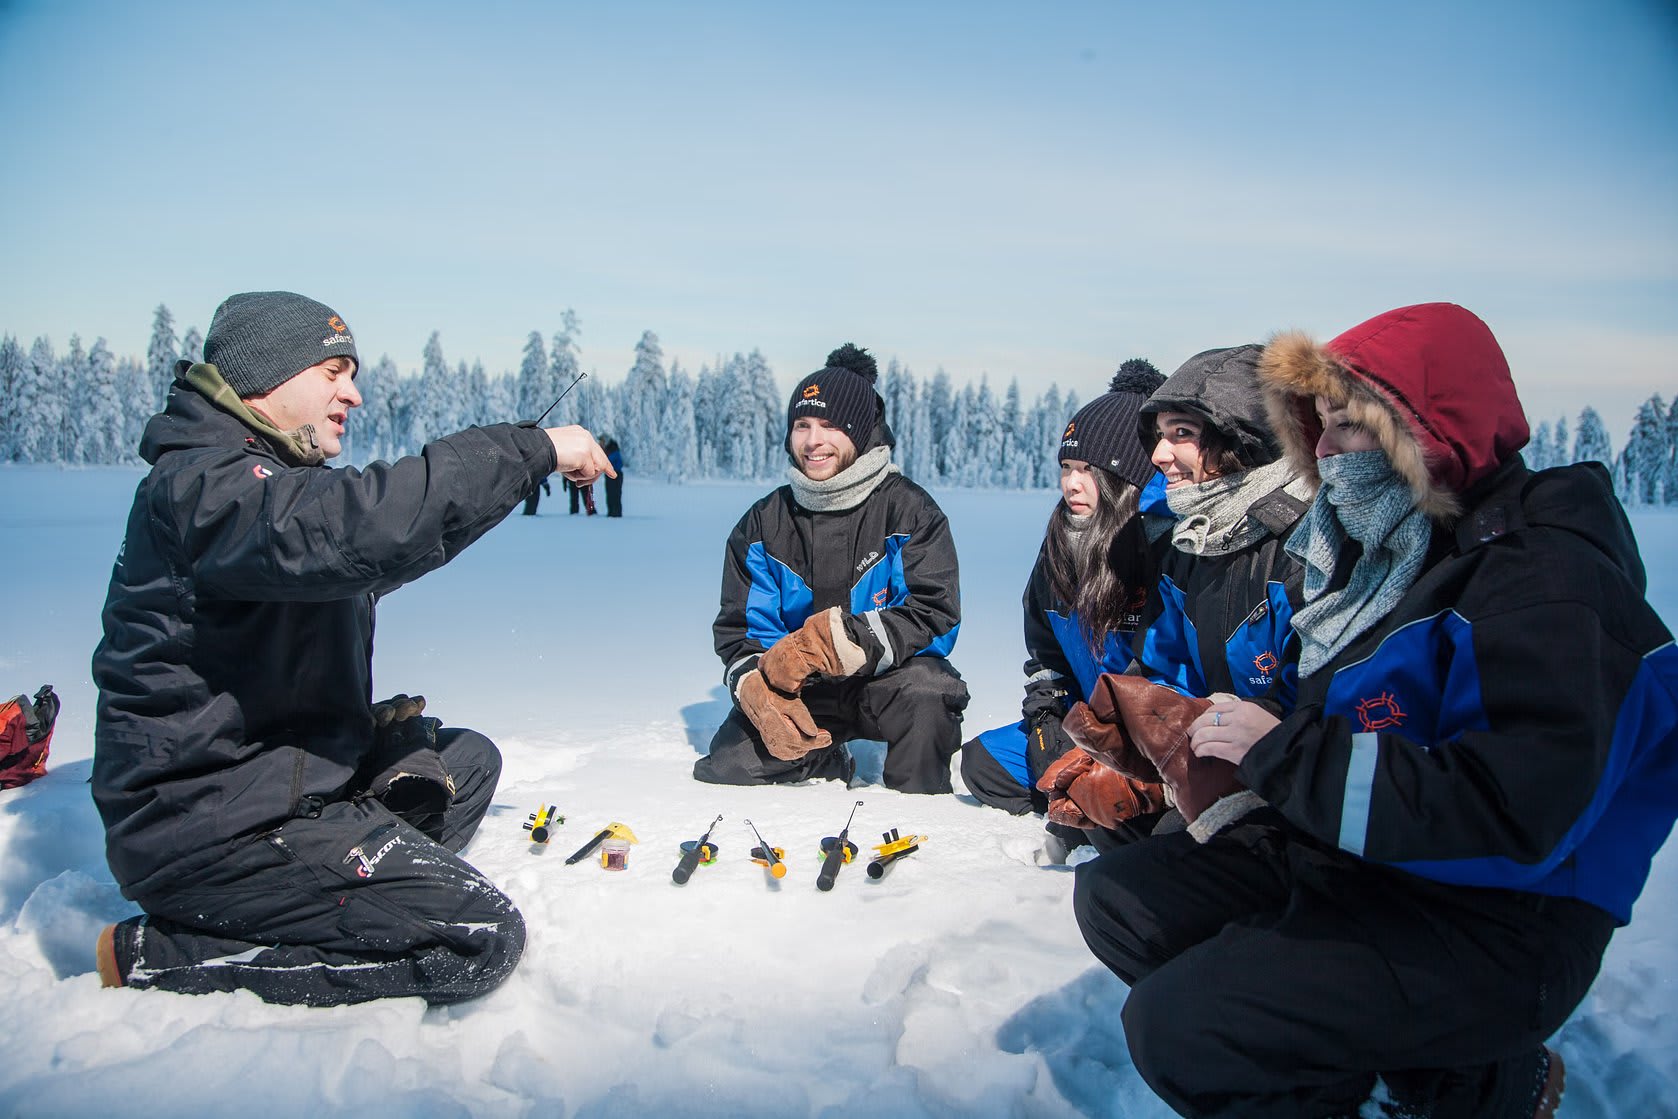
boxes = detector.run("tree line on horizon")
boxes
[1,304,1675,503]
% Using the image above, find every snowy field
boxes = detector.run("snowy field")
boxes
[0,465,1674,1119]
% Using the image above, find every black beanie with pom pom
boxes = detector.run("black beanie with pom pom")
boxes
[1058,357,1165,487]
[787,342,886,452]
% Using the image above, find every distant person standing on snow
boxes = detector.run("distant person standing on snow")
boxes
[695,343,969,792]
[958,362,1165,831]
[91,290,612,1007]
[601,433,624,517]
[522,477,551,515]
[1074,303,1678,1118]
[566,474,597,515]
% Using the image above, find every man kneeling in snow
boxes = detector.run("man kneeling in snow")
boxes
[91,291,612,1006]
[695,344,969,793]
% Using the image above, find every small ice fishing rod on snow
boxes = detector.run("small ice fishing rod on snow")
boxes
[745,818,786,880]
[522,803,564,845]
[672,814,723,885]
[866,828,926,879]
[817,800,864,892]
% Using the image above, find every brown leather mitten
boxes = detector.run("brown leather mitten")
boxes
[760,607,868,693]
[737,670,833,761]
[1089,674,1250,830]
[1063,698,1159,781]
[1037,750,1098,828]
[1035,749,1168,831]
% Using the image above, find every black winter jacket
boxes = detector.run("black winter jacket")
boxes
[713,471,960,692]
[92,379,556,897]
[1242,460,1678,922]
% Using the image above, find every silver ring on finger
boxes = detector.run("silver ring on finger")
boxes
[1213,711,1223,727]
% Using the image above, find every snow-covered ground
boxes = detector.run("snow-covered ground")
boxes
[1,465,1674,1118]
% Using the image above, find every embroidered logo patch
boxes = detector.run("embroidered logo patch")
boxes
[1355,692,1406,732]
[872,587,890,607]
[1252,651,1278,676]
[344,835,401,879]
[803,384,821,399]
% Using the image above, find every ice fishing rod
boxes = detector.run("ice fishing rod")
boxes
[522,803,564,845]
[817,800,864,892]
[532,370,588,427]
[866,828,926,880]
[565,821,636,865]
[672,814,723,885]
[745,818,786,880]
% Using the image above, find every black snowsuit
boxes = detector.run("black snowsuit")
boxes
[91,373,557,1006]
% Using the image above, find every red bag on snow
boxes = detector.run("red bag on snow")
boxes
[1,685,59,789]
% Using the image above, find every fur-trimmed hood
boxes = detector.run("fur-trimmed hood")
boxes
[1258,302,1530,523]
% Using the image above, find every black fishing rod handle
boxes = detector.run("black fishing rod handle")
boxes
[816,844,846,891]
[672,844,703,885]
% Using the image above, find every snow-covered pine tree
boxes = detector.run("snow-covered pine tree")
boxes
[1624,395,1669,506]
[461,360,489,427]
[745,349,782,480]
[964,377,1004,487]
[415,333,452,443]
[1000,377,1030,489]
[118,353,149,457]
[926,369,954,485]
[1030,384,1066,488]
[60,336,91,462]
[145,304,178,414]
[1665,397,1678,507]
[85,339,126,463]
[882,358,929,483]
[1573,407,1613,470]
[516,331,551,422]
[180,326,203,364]
[691,359,722,477]
[1528,420,1554,471]
[547,310,583,428]
[573,368,610,440]
[664,361,698,481]
[352,354,398,464]
[621,331,668,478]
[0,335,25,462]
[17,337,63,462]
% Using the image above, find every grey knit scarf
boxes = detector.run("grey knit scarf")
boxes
[1166,458,1305,557]
[1286,450,1432,677]
[787,444,898,512]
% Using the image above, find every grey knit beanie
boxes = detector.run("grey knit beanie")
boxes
[203,291,359,397]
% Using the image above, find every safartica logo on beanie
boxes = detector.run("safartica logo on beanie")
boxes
[322,316,354,348]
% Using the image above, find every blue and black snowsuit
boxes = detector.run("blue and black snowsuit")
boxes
[1077,303,1678,1118]
[695,470,968,793]
[959,539,1144,814]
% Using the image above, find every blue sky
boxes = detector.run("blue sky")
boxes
[2,0,1674,438]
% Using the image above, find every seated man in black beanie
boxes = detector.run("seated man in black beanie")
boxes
[695,344,969,793]
[92,290,612,1006]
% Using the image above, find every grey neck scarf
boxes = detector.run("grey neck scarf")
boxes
[787,444,898,512]
[1166,458,1303,557]
[1286,450,1432,677]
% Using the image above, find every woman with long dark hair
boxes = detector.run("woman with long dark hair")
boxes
[959,361,1166,831]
